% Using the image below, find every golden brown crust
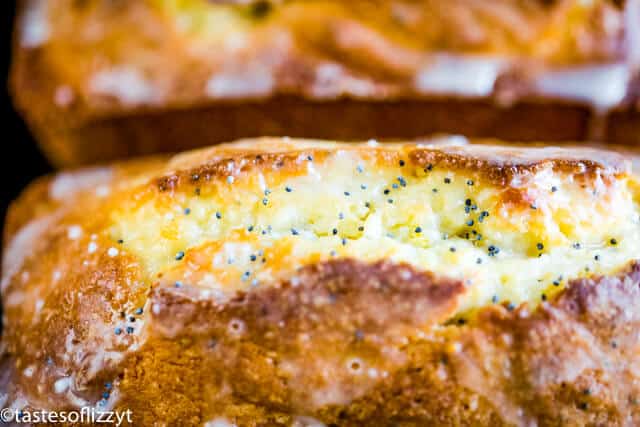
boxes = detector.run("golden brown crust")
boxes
[313,261,640,426]
[4,257,640,426]
[151,140,628,199]
[2,138,640,426]
[10,0,640,166]
[75,260,640,425]
[140,260,465,418]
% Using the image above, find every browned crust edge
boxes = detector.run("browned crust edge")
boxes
[111,259,640,426]
[2,252,640,425]
[153,141,627,193]
[18,95,640,168]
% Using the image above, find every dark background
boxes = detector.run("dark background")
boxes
[1,1,52,226]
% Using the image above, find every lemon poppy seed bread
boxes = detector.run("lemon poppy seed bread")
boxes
[11,0,640,167]
[2,136,640,426]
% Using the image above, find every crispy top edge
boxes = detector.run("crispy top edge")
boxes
[4,137,630,243]
[158,138,630,191]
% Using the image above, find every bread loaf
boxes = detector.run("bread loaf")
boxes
[2,136,640,425]
[11,0,640,166]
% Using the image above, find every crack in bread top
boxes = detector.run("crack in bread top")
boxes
[3,138,637,319]
[77,137,639,316]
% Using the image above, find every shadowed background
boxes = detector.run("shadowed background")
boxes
[1,2,51,234]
